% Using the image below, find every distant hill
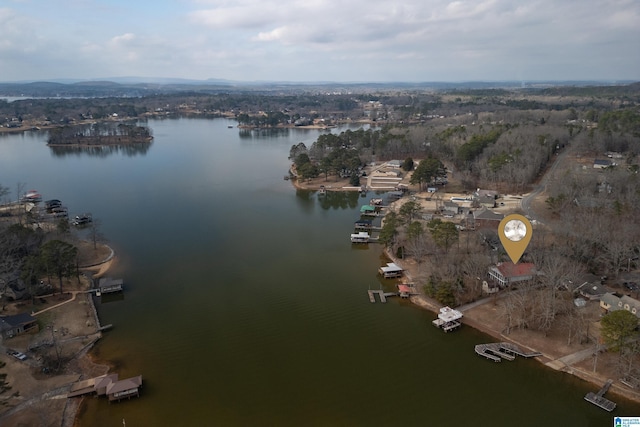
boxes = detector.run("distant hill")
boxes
[0,78,637,98]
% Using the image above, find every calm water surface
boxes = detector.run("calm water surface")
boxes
[1,119,638,426]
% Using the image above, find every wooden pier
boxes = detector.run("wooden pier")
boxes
[475,342,541,362]
[367,290,397,303]
[584,379,616,412]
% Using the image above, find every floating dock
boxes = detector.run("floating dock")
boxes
[367,290,397,303]
[475,342,542,362]
[584,379,616,412]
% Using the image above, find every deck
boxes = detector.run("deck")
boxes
[584,379,616,412]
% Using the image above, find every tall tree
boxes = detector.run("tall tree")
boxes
[410,157,445,190]
[600,310,639,352]
[40,240,77,294]
[398,200,423,224]
[427,219,459,253]
[378,212,399,247]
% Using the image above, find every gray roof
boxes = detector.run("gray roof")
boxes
[0,313,36,330]
[473,208,504,221]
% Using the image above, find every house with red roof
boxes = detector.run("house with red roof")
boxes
[488,262,536,287]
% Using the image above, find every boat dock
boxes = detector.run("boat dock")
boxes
[584,379,616,412]
[367,290,397,303]
[432,317,461,332]
[432,306,463,332]
[97,277,124,295]
[475,342,542,362]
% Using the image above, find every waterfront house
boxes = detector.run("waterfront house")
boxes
[488,263,536,287]
[600,293,640,318]
[442,201,460,217]
[0,312,38,339]
[575,281,608,301]
[474,189,499,208]
[379,262,403,278]
[473,208,504,229]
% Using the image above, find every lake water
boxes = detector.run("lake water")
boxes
[1,118,637,426]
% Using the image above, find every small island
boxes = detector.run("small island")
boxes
[46,122,153,146]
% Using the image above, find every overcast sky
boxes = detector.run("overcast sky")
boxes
[1,0,639,83]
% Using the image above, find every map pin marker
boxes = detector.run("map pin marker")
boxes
[498,214,533,264]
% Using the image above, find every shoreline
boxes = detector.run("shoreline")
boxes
[68,256,114,427]
[382,245,640,406]
[0,242,114,427]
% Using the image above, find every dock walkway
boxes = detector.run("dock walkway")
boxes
[584,379,616,412]
[475,342,542,362]
[367,290,397,303]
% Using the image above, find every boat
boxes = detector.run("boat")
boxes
[318,185,326,195]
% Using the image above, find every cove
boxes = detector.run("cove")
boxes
[1,118,637,426]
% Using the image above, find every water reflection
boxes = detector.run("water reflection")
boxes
[317,190,360,210]
[238,127,291,139]
[49,142,152,158]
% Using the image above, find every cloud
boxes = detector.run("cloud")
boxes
[1,0,639,82]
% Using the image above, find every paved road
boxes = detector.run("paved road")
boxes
[520,144,574,221]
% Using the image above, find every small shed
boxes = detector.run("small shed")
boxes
[398,284,413,298]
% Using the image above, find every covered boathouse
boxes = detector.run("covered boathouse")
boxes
[350,231,371,243]
[378,262,403,278]
[68,373,143,402]
[432,306,463,332]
